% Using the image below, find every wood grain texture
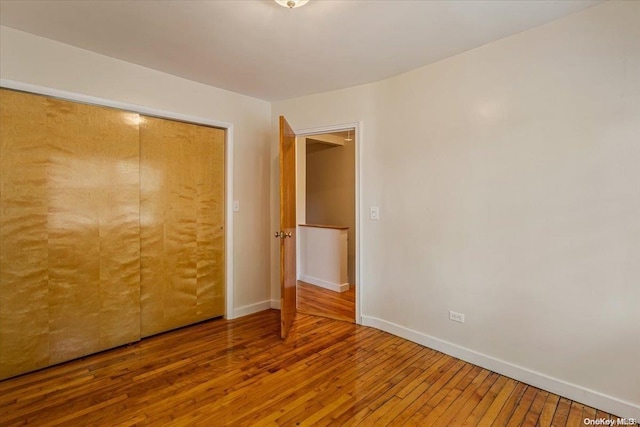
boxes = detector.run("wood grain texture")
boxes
[0,89,50,378]
[46,97,141,365]
[0,89,141,379]
[193,124,225,323]
[279,116,296,338]
[297,280,355,322]
[139,116,224,337]
[0,310,621,426]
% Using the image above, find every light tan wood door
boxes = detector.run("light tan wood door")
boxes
[139,116,225,338]
[0,89,141,379]
[279,116,297,338]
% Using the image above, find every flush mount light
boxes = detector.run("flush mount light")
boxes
[275,0,309,9]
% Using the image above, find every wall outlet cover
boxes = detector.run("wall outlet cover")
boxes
[449,311,465,323]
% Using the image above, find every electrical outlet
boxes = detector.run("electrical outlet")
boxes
[449,311,465,323]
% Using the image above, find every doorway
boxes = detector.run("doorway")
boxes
[295,125,359,324]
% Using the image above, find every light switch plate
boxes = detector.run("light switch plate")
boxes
[370,206,379,220]
[233,200,240,212]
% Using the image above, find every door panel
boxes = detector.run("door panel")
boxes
[46,98,141,364]
[279,116,297,338]
[192,124,226,323]
[0,89,51,378]
[0,89,141,378]
[140,116,225,337]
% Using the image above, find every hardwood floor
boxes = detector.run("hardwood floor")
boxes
[297,281,355,323]
[0,310,620,426]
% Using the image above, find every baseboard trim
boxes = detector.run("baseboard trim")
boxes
[233,301,272,318]
[361,315,640,420]
[270,299,281,310]
[299,274,349,293]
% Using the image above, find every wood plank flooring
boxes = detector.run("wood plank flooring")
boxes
[297,281,355,323]
[0,310,621,426]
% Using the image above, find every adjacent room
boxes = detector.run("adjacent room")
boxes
[0,0,638,425]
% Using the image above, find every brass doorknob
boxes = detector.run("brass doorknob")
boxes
[274,231,292,238]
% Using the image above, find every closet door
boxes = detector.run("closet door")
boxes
[0,89,50,378]
[140,116,225,337]
[0,89,141,379]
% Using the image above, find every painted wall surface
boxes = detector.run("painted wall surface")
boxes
[272,1,640,416]
[306,141,356,284]
[0,26,273,314]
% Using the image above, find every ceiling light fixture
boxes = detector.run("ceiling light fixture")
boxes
[275,0,309,9]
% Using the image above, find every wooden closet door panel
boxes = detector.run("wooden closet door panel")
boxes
[46,98,141,364]
[140,117,196,337]
[140,117,224,337]
[0,91,141,378]
[194,125,225,322]
[0,89,50,379]
[46,99,101,361]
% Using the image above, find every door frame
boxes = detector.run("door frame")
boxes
[0,79,237,320]
[293,121,363,325]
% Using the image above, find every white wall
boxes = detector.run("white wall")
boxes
[272,1,640,418]
[0,26,273,317]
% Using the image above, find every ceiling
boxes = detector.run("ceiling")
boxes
[0,0,602,101]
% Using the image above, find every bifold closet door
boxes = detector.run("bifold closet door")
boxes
[140,116,225,337]
[0,89,141,379]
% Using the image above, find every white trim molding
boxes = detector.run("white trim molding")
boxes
[293,121,363,325]
[270,299,281,310]
[361,315,640,420]
[224,125,235,320]
[233,301,273,318]
[0,79,232,129]
[0,79,236,322]
[299,274,349,293]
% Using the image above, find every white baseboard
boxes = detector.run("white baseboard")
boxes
[270,299,281,310]
[361,315,640,420]
[299,274,349,293]
[233,300,272,318]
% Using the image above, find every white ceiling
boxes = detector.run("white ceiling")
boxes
[0,0,603,101]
